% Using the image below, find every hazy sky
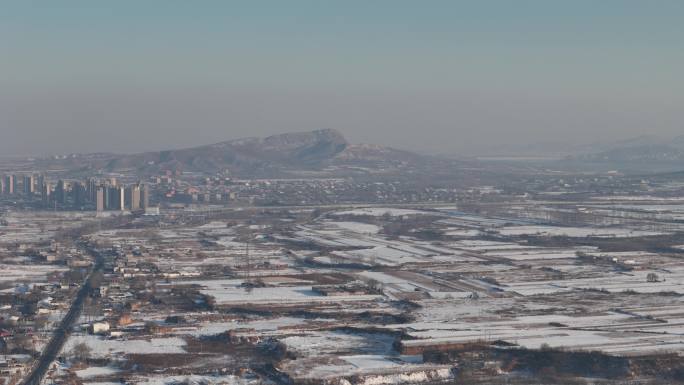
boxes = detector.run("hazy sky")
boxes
[2,1,683,156]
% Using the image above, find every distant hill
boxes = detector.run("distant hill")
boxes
[32,130,684,177]
[96,128,349,175]
[35,129,467,178]
[456,134,684,161]
[577,144,684,163]
[573,135,684,164]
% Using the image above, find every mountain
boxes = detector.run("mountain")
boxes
[334,143,428,165]
[97,128,349,175]
[545,135,684,173]
[459,135,681,161]
[37,129,464,178]
[451,133,684,172]
[572,135,684,164]
[577,144,684,163]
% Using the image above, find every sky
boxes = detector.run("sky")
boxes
[1,1,683,156]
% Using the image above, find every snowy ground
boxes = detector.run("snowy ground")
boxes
[188,278,381,305]
[62,335,187,358]
[332,208,436,217]
[497,225,667,238]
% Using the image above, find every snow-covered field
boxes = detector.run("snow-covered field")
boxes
[497,225,667,238]
[325,221,382,234]
[0,264,67,284]
[35,195,684,382]
[63,335,187,358]
[332,208,435,217]
[502,267,684,296]
[188,278,381,305]
[129,374,257,385]
[76,366,121,379]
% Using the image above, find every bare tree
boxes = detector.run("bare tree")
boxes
[71,342,92,363]
[367,279,384,294]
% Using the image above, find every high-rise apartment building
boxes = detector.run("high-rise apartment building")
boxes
[73,182,86,207]
[141,184,150,209]
[23,175,36,195]
[3,175,15,194]
[55,180,67,206]
[96,186,105,212]
[118,186,125,211]
[42,182,51,205]
[130,185,141,211]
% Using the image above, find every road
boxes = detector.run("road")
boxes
[21,247,104,385]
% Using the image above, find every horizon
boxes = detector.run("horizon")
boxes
[5,128,684,160]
